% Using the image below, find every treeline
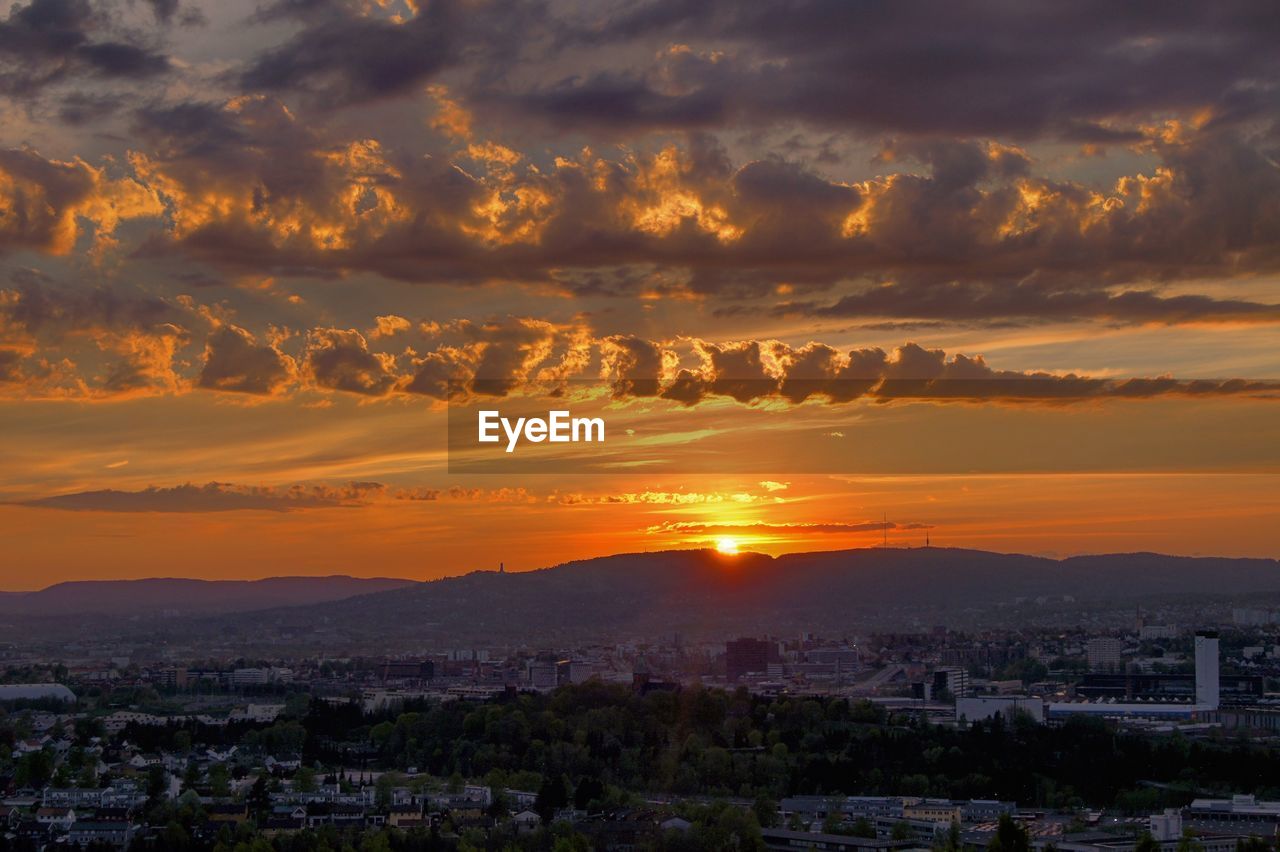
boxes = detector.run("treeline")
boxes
[296,683,1279,810]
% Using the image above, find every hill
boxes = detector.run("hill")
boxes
[0,575,418,616]
[200,547,1280,645]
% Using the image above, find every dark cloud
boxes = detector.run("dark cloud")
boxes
[238,0,546,109]
[197,324,295,395]
[0,145,163,256]
[599,335,667,398]
[404,318,588,399]
[0,347,26,383]
[141,0,178,24]
[608,339,1280,407]
[57,91,122,124]
[0,272,176,340]
[107,102,1280,323]
[21,480,386,512]
[304,328,397,396]
[777,286,1280,326]
[5,294,1278,406]
[510,1,1280,141]
[0,0,170,96]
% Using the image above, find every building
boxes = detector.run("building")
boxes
[1150,809,1181,841]
[932,667,970,698]
[956,695,1045,724]
[528,662,558,690]
[1050,629,1221,720]
[1233,608,1280,627]
[0,683,75,703]
[1086,638,1125,671]
[1075,672,1260,704]
[726,638,771,682]
[1042,830,1240,852]
[903,801,962,825]
[43,789,105,809]
[154,668,189,689]
[962,801,1016,822]
[379,660,434,680]
[761,828,912,851]
[67,820,135,848]
[36,807,76,829]
[1195,631,1220,708]
[1185,794,1280,827]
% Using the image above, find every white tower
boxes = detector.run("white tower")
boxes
[1194,630,1220,709]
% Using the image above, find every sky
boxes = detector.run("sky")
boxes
[1,0,1278,587]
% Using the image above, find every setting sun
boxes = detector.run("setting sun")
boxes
[715,537,741,555]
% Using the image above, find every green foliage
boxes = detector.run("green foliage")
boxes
[988,814,1030,852]
[284,683,1280,810]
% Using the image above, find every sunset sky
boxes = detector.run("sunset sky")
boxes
[2,0,1279,588]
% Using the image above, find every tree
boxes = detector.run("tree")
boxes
[753,796,779,829]
[536,774,570,822]
[293,766,317,793]
[1136,832,1161,852]
[375,772,400,809]
[15,750,54,787]
[247,774,270,817]
[207,763,231,798]
[945,820,962,852]
[1178,829,1206,852]
[147,766,168,802]
[988,814,1030,852]
[182,762,200,793]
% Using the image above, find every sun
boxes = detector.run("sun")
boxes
[715,536,740,555]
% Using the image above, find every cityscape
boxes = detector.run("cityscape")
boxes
[6,549,1280,850]
[3,0,1280,850]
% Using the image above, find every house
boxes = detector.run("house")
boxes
[262,814,306,837]
[206,802,249,824]
[305,801,365,828]
[660,816,692,833]
[13,819,53,845]
[272,804,307,819]
[505,788,538,810]
[67,820,136,848]
[513,810,542,834]
[44,788,104,808]
[36,805,76,829]
[388,805,423,828]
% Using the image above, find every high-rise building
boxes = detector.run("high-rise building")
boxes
[1195,630,1220,708]
[725,637,771,682]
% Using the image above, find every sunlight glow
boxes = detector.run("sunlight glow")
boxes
[715,536,740,555]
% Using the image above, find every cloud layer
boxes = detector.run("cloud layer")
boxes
[4,287,1277,406]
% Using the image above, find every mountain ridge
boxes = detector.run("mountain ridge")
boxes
[191,546,1280,644]
[7,548,1278,632]
[0,575,419,616]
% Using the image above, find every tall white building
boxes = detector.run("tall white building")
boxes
[1195,630,1220,708]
